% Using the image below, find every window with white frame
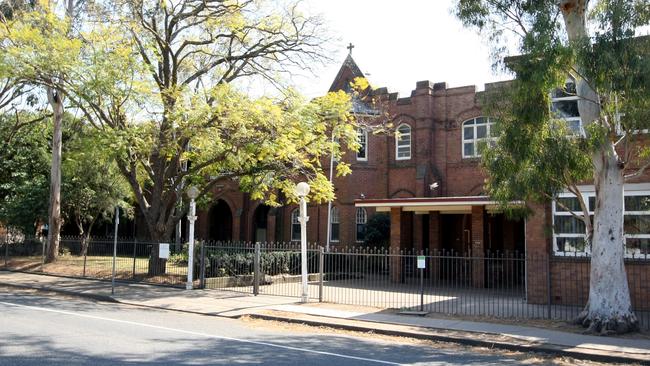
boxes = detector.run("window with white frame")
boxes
[330,206,340,242]
[396,124,411,160]
[462,117,494,158]
[291,209,301,241]
[551,79,584,135]
[552,187,650,257]
[356,208,367,242]
[357,128,368,161]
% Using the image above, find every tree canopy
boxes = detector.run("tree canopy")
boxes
[1,0,360,274]
[455,0,650,333]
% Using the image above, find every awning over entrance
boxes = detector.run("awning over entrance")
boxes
[354,196,522,214]
[354,196,526,286]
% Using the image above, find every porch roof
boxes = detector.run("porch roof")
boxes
[354,196,523,214]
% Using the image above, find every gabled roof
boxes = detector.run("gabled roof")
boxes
[328,54,365,92]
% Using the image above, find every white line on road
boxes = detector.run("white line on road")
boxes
[0,300,401,365]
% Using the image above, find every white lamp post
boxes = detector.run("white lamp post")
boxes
[186,186,199,290]
[294,181,310,303]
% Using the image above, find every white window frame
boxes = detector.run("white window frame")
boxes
[355,208,367,243]
[552,185,650,258]
[290,209,300,242]
[330,206,340,242]
[550,79,585,136]
[462,117,494,158]
[395,124,411,160]
[357,128,368,161]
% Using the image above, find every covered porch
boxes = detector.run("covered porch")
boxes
[355,196,525,286]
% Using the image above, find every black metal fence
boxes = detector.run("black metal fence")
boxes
[0,236,188,286]
[198,242,321,299]
[2,236,648,330]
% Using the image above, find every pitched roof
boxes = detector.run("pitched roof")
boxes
[328,54,365,92]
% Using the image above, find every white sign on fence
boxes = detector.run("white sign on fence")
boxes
[159,243,170,259]
[417,255,426,269]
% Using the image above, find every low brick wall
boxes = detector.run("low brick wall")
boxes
[526,258,650,311]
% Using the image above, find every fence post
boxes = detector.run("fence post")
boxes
[82,239,87,277]
[253,242,260,296]
[200,242,206,289]
[4,232,8,268]
[132,238,137,279]
[546,254,552,319]
[319,246,324,302]
[41,237,46,272]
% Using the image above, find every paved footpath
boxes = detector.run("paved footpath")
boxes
[1,270,649,364]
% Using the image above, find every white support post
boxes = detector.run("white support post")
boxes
[186,186,199,290]
[299,196,309,302]
[295,182,310,303]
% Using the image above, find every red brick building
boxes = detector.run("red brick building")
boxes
[196,53,649,307]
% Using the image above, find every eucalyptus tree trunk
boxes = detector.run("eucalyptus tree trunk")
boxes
[577,143,638,333]
[560,0,637,333]
[45,88,63,263]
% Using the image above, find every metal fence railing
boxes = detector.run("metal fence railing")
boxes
[198,241,321,299]
[0,236,187,287]
[1,236,648,330]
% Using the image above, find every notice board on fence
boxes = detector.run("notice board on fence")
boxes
[159,243,170,259]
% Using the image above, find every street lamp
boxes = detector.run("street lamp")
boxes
[294,181,310,303]
[186,186,199,290]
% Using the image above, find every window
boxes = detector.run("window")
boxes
[330,206,340,242]
[551,79,583,135]
[462,117,494,158]
[291,209,300,241]
[357,128,368,161]
[396,124,411,160]
[552,187,650,257]
[356,208,367,243]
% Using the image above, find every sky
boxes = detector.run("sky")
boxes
[289,0,514,99]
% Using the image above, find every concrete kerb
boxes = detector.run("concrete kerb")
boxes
[0,280,118,303]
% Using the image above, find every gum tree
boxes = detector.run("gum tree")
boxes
[455,0,649,333]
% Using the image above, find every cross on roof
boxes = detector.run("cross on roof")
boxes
[347,42,354,55]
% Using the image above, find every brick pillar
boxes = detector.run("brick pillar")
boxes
[428,211,441,281]
[428,212,441,253]
[413,214,423,252]
[526,202,550,304]
[232,209,242,242]
[471,206,485,288]
[390,207,402,283]
[267,211,276,243]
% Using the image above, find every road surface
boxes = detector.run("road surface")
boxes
[0,287,557,365]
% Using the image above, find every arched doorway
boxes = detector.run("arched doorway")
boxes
[252,205,271,243]
[208,200,232,242]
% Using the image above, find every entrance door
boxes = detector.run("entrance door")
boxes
[209,200,233,242]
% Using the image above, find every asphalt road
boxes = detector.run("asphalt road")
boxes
[0,288,526,365]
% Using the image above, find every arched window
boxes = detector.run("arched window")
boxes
[396,124,411,160]
[462,117,494,158]
[291,209,301,241]
[357,128,368,161]
[330,206,340,242]
[356,208,368,243]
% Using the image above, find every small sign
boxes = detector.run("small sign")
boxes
[417,255,426,269]
[159,243,170,259]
